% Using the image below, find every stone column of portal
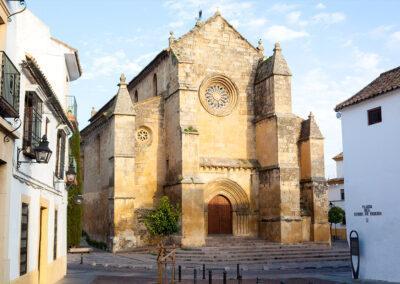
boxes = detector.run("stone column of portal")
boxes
[255,43,302,243]
[299,113,331,243]
[179,88,205,247]
[110,74,136,252]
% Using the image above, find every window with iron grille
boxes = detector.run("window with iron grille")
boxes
[340,189,345,200]
[0,51,20,118]
[367,107,382,125]
[55,130,66,179]
[20,203,29,276]
[23,92,42,156]
[53,210,57,260]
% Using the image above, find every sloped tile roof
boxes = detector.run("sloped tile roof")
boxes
[335,66,400,111]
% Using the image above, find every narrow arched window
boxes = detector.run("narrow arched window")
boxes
[153,74,157,97]
[134,90,138,103]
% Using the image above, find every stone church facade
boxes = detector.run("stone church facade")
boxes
[81,13,330,252]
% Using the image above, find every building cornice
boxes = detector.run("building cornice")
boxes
[22,54,74,131]
[0,0,10,18]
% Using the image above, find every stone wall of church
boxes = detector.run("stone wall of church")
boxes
[167,16,263,246]
[133,96,165,210]
[82,121,114,244]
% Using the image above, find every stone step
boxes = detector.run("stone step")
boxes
[176,256,350,266]
[176,249,349,257]
[176,252,350,260]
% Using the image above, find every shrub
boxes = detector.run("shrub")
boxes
[144,196,180,238]
[67,131,83,247]
[328,206,345,225]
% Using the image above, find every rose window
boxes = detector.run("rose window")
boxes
[199,75,238,116]
[204,85,229,109]
[136,127,151,145]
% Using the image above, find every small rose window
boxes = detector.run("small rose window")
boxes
[136,127,152,145]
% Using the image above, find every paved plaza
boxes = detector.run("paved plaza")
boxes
[58,241,365,283]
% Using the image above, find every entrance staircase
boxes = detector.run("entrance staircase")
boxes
[174,237,350,270]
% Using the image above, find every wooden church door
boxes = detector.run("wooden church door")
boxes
[208,195,232,234]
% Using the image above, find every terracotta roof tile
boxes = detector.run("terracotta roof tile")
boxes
[335,66,400,111]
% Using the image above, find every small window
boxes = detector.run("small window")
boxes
[55,130,66,179]
[54,210,58,260]
[368,107,382,125]
[134,90,138,103]
[153,74,157,97]
[20,203,29,276]
[340,189,345,200]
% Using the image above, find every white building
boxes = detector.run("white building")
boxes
[0,4,81,284]
[327,152,346,240]
[335,66,400,282]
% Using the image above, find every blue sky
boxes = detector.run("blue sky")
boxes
[28,0,400,177]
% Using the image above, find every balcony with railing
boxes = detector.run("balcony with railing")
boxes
[0,51,20,118]
[66,95,77,124]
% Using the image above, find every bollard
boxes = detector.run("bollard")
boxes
[203,264,205,279]
[80,253,83,264]
[223,270,227,284]
[236,264,240,279]
[209,270,212,284]
[178,265,181,282]
[194,268,197,284]
[238,274,242,284]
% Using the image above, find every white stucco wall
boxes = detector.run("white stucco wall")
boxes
[336,160,343,178]
[4,8,75,281]
[341,89,400,282]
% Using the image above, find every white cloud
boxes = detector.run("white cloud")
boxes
[242,18,268,29]
[268,3,298,13]
[353,48,380,71]
[369,25,394,39]
[286,11,308,27]
[82,50,156,81]
[312,12,346,25]
[286,11,301,24]
[264,25,309,42]
[387,31,400,49]
[164,0,254,28]
[169,20,185,29]
[316,3,326,10]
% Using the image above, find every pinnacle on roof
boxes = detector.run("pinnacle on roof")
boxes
[255,42,291,82]
[113,73,135,116]
[300,112,324,141]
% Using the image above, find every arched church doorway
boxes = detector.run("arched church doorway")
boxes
[208,195,232,235]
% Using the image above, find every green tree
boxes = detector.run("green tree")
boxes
[328,206,345,240]
[144,196,180,242]
[67,131,83,247]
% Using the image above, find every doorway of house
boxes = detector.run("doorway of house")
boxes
[208,195,232,234]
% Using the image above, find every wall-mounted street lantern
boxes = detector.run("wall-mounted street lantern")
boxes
[8,0,27,22]
[34,135,52,163]
[17,135,52,169]
[74,194,83,205]
[65,162,77,185]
